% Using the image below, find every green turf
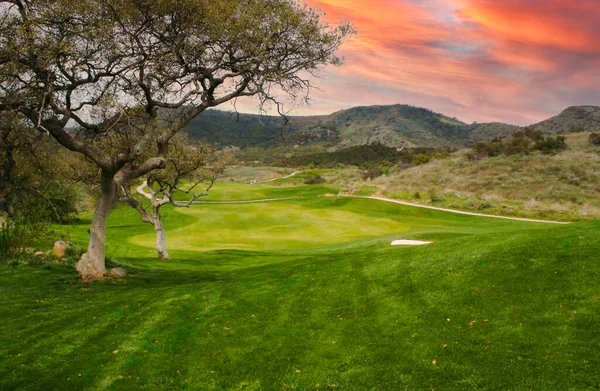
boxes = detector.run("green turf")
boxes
[176,181,337,202]
[1,181,599,390]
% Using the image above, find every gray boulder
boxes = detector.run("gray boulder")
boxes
[109,268,127,278]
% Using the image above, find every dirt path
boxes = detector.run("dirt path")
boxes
[353,196,571,225]
[252,171,301,184]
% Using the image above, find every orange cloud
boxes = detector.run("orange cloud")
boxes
[234,0,600,125]
[458,0,600,52]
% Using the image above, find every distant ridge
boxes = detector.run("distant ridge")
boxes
[185,104,600,149]
[530,106,600,135]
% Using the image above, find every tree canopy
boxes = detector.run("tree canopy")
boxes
[0,0,354,280]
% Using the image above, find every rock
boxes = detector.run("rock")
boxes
[52,241,74,258]
[109,268,127,278]
[34,251,45,257]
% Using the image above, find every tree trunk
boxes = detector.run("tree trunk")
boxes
[76,171,116,280]
[154,218,170,259]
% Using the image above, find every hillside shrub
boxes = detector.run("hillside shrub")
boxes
[471,128,567,159]
[274,143,453,169]
[473,139,503,158]
[428,188,445,203]
[362,166,383,180]
[590,133,600,145]
[535,135,567,155]
[304,175,326,185]
[411,153,433,166]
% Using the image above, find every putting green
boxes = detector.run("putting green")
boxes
[127,191,552,253]
[128,200,411,251]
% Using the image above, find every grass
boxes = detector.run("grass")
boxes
[372,132,600,221]
[1,181,599,390]
[195,181,337,201]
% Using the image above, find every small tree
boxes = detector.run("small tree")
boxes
[1,115,79,222]
[0,0,354,280]
[119,134,221,259]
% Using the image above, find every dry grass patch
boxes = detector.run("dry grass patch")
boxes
[372,133,600,220]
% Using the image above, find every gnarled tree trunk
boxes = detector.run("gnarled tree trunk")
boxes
[76,171,116,280]
[154,218,170,259]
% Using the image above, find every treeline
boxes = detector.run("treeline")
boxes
[469,128,567,160]
[272,143,453,169]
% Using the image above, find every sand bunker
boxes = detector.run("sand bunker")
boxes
[391,240,432,246]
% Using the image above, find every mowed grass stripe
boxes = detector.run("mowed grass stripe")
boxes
[1,182,598,390]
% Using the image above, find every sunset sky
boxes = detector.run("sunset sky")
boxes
[238,0,600,125]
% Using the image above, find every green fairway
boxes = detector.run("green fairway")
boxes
[180,181,338,201]
[1,181,599,390]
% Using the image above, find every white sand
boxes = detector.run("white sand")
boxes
[391,240,432,246]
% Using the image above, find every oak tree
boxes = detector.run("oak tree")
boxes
[0,0,354,280]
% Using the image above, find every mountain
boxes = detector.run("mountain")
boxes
[327,105,471,149]
[184,104,600,149]
[529,106,600,135]
[185,104,472,149]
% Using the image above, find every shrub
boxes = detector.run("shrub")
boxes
[428,188,445,203]
[0,220,50,259]
[304,175,326,185]
[471,129,567,159]
[504,135,532,155]
[590,133,600,145]
[411,153,432,166]
[362,166,383,180]
[0,220,28,258]
[473,140,503,158]
[534,135,567,155]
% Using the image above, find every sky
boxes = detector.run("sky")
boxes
[233,0,600,125]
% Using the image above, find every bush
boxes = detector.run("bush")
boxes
[11,180,80,223]
[304,175,326,185]
[0,220,28,258]
[535,135,567,155]
[428,188,445,203]
[362,166,383,180]
[473,139,503,158]
[411,153,432,166]
[590,133,600,146]
[0,220,51,259]
[471,129,567,159]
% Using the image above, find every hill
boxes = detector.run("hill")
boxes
[185,104,473,149]
[185,104,600,149]
[364,132,600,220]
[530,105,600,134]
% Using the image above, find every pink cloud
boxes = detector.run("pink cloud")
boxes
[233,0,600,125]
